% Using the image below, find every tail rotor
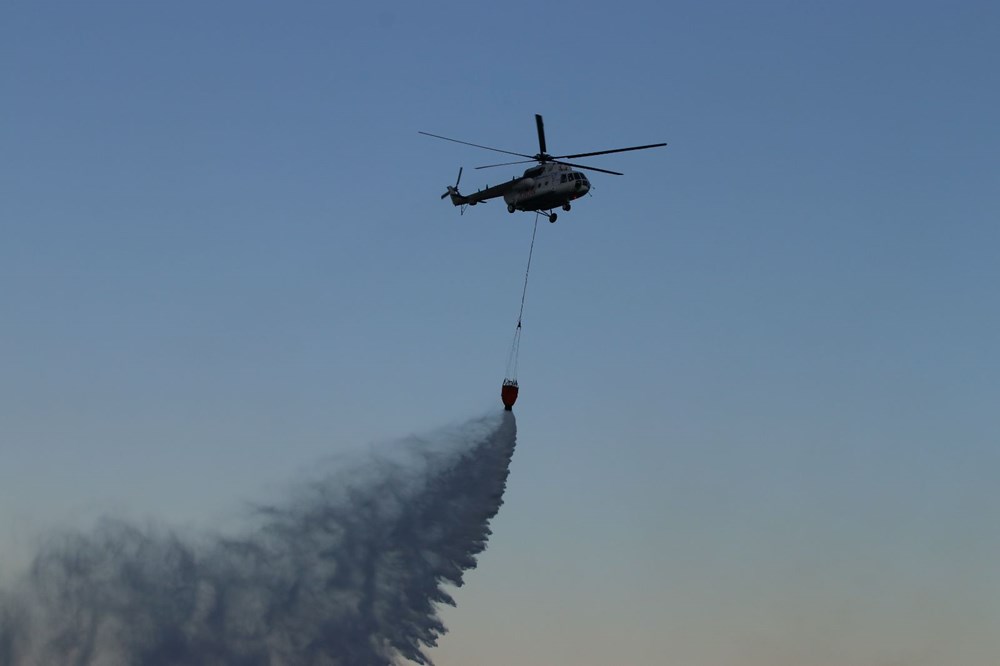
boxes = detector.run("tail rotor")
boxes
[441,167,463,199]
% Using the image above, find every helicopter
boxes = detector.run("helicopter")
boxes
[420,114,666,222]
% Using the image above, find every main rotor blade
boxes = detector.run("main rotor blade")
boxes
[475,159,538,170]
[418,131,533,159]
[552,160,624,176]
[554,142,667,160]
[535,114,547,154]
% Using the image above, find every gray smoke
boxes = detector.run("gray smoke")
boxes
[0,412,517,665]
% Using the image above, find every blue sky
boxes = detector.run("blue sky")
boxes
[2,1,999,664]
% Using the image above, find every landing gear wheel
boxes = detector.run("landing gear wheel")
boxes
[549,213,558,223]
[507,204,516,213]
[562,203,571,211]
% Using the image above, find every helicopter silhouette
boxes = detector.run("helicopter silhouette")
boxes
[420,114,666,223]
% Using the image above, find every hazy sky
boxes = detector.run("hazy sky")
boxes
[3,1,999,664]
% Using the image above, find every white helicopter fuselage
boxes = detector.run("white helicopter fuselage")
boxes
[504,163,590,212]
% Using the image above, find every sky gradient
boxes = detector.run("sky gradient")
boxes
[2,1,999,664]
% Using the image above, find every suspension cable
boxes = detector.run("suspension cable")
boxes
[517,213,540,327]
[505,213,540,382]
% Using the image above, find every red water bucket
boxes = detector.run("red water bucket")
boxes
[501,380,519,411]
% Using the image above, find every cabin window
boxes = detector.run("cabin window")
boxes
[560,174,567,183]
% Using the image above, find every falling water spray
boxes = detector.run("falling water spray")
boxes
[0,412,517,665]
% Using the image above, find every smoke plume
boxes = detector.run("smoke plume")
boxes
[0,411,517,665]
